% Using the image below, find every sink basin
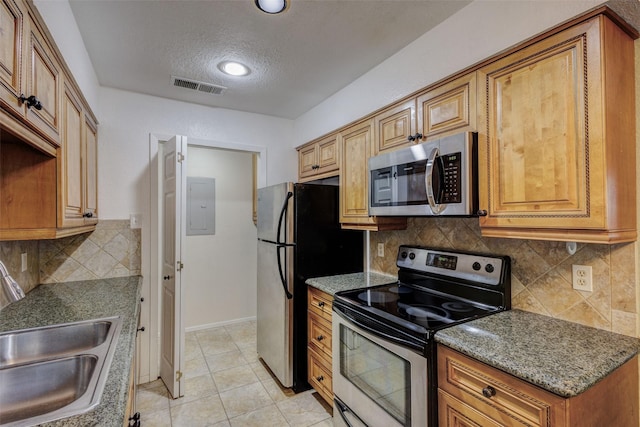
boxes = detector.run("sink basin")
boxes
[0,319,113,368]
[0,317,122,426]
[0,355,98,425]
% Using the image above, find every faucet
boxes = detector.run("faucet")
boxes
[0,261,25,302]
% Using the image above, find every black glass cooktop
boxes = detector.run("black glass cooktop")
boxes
[334,281,498,332]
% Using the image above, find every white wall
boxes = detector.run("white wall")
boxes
[184,147,257,329]
[293,0,607,145]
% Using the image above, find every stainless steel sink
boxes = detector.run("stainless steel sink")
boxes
[0,317,122,426]
[0,319,113,368]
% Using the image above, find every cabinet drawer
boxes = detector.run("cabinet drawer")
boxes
[308,310,332,361]
[438,345,565,427]
[438,389,505,427]
[308,346,333,404]
[308,287,332,321]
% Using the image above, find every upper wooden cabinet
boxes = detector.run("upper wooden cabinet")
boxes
[297,133,339,182]
[0,0,61,151]
[373,98,417,155]
[58,81,98,230]
[0,0,98,240]
[372,72,476,156]
[478,14,637,243]
[417,72,476,140]
[339,119,406,231]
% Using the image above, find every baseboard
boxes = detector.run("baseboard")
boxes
[185,316,256,333]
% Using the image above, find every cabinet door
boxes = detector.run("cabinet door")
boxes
[373,99,417,154]
[59,82,84,228]
[0,0,25,116]
[317,135,338,173]
[477,16,635,243]
[417,72,476,139]
[298,143,318,179]
[25,15,61,146]
[83,114,98,223]
[339,120,374,225]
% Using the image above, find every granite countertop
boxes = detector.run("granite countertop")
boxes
[306,271,397,295]
[435,309,640,397]
[0,276,142,427]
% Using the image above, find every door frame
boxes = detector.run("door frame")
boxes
[146,133,266,382]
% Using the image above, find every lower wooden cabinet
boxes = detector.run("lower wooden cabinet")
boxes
[437,344,639,427]
[307,287,334,404]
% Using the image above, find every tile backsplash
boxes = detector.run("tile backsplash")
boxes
[40,220,141,283]
[0,220,141,308]
[370,217,637,337]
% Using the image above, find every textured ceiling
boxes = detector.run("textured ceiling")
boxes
[68,0,471,119]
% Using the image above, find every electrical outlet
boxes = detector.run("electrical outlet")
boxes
[572,265,593,292]
[377,243,385,257]
[21,253,27,272]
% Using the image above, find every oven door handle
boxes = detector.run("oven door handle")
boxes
[334,304,425,353]
[335,397,368,427]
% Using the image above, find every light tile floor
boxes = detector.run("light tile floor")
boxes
[136,320,334,427]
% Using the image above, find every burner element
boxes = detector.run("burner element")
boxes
[357,291,399,304]
[442,301,476,313]
[388,285,413,295]
[399,303,451,322]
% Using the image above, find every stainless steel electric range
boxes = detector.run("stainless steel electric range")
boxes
[332,245,511,427]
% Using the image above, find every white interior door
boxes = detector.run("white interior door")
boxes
[160,136,186,398]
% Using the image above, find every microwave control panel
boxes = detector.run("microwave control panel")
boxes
[440,152,461,203]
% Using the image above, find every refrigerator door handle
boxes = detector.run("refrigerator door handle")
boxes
[276,244,294,299]
[276,191,293,244]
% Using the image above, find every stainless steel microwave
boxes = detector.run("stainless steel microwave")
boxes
[368,131,478,216]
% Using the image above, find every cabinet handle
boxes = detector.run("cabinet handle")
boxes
[316,375,324,382]
[18,94,43,110]
[83,212,94,218]
[477,210,488,217]
[407,133,424,142]
[137,326,145,332]
[163,275,172,280]
[316,335,324,341]
[482,386,496,398]
[318,301,325,308]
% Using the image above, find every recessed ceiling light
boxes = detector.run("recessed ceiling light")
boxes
[255,0,287,14]
[218,61,250,77]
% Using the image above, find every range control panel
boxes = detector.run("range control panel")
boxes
[396,245,507,286]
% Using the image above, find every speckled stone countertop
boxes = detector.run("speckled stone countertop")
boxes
[435,309,640,397]
[0,276,142,426]
[306,272,397,296]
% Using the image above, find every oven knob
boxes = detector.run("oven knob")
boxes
[485,264,495,273]
[409,252,416,260]
[401,251,408,259]
[472,262,481,271]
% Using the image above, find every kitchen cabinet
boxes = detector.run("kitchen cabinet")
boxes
[416,72,476,140]
[338,119,406,231]
[372,98,417,155]
[477,14,637,243]
[437,344,638,427]
[0,0,61,155]
[0,0,98,240]
[307,287,333,404]
[297,133,339,182]
[58,80,97,230]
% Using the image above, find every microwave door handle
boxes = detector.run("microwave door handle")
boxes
[425,147,446,214]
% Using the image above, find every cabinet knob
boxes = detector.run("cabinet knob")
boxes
[477,210,488,217]
[137,326,145,332]
[407,134,416,142]
[316,375,324,382]
[18,94,43,110]
[482,385,496,398]
[83,212,94,218]
[163,275,172,280]
[415,133,423,140]
[318,301,325,308]
[316,335,324,341]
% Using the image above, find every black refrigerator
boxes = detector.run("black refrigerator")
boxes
[256,182,363,392]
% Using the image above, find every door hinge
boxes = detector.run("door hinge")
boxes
[177,261,184,271]
[176,370,183,382]
[177,152,185,163]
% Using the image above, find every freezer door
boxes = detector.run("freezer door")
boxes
[257,239,294,387]
[257,182,294,244]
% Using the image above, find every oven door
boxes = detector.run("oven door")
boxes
[332,309,428,427]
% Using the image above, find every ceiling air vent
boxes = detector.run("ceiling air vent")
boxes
[171,76,227,95]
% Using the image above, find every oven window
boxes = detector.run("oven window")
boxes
[339,324,411,425]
